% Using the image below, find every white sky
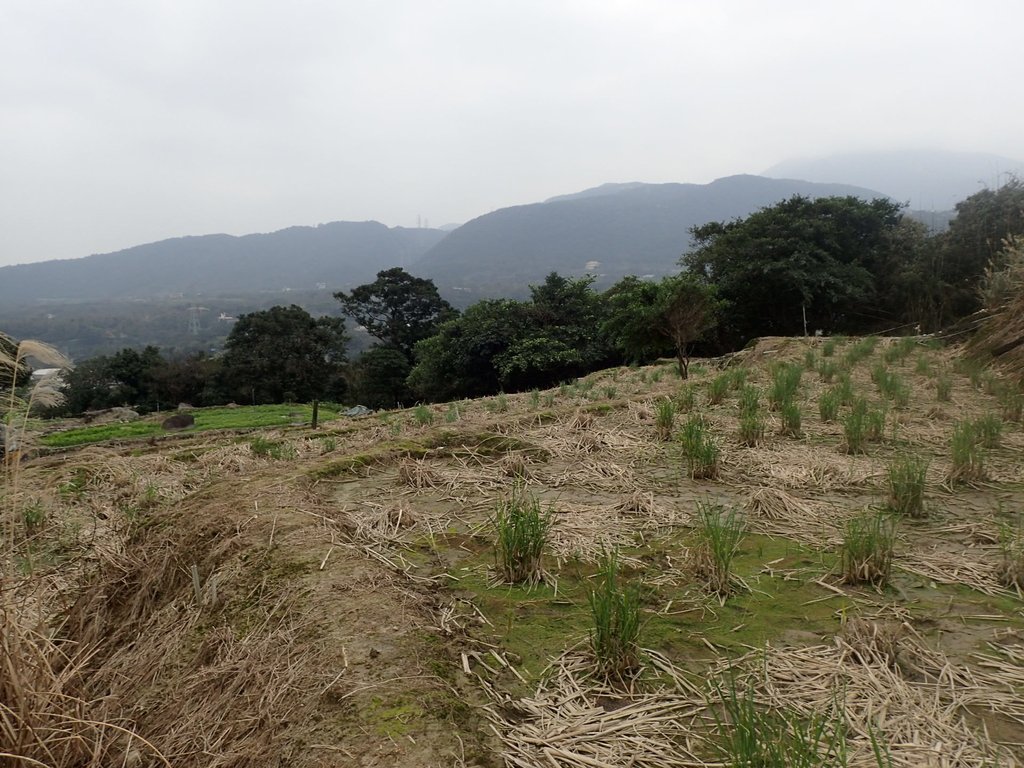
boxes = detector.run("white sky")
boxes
[2,1,1022,266]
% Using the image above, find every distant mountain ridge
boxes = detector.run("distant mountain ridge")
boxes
[0,222,446,306]
[413,174,889,295]
[764,149,1024,212]
[0,158,993,311]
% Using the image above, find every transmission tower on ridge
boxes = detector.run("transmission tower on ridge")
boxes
[187,306,209,336]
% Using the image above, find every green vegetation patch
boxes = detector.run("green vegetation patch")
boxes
[41,404,340,447]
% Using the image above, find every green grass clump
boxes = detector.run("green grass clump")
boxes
[936,374,953,402]
[738,386,765,447]
[821,338,838,357]
[22,501,46,534]
[882,337,917,365]
[887,454,929,518]
[949,420,986,484]
[768,363,802,411]
[834,373,855,406]
[707,374,731,405]
[603,385,618,399]
[249,436,297,460]
[655,398,675,441]
[803,348,818,371]
[413,404,434,426]
[494,489,550,587]
[842,336,878,367]
[489,393,510,412]
[588,550,642,682]
[693,501,745,597]
[675,385,696,413]
[779,400,802,438]
[954,356,987,388]
[680,415,719,480]
[974,413,1003,449]
[445,403,461,423]
[713,674,850,768]
[865,406,887,443]
[841,399,868,454]
[841,510,897,586]
[997,519,1024,589]
[872,365,910,407]
[1000,387,1024,423]
[914,355,932,376]
[818,360,839,383]
[818,389,840,422]
[529,389,540,408]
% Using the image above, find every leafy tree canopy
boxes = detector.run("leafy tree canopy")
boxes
[684,195,907,343]
[408,274,616,401]
[348,345,412,409]
[334,268,456,360]
[938,176,1024,319]
[219,305,348,405]
[602,274,721,377]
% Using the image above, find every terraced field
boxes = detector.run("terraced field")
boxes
[4,335,1023,767]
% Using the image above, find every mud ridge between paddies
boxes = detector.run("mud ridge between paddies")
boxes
[3,335,1024,767]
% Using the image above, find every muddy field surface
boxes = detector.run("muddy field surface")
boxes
[4,336,1024,767]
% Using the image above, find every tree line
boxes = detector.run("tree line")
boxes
[45,180,1024,415]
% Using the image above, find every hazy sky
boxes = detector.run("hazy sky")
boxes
[2,1,1022,267]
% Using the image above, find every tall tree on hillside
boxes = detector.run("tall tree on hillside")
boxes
[219,305,348,404]
[334,268,456,360]
[602,275,721,378]
[684,195,907,344]
[938,176,1024,321]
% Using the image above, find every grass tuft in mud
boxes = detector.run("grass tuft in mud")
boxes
[493,487,550,587]
[841,510,896,586]
[588,550,642,684]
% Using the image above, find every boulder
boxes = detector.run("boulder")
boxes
[161,413,195,431]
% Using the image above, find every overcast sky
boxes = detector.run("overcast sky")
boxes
[2,1,1022,267]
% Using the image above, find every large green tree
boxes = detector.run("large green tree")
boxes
[937,176,1024,321]
[407,274,614,401]
[219,305,348,404]
[334,268,456,360]
[684,195,908,343]
[602,274,721,377]
[408,299,531,401]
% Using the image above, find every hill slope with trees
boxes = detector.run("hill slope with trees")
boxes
[0,222,447,306]
[412,175,888,296]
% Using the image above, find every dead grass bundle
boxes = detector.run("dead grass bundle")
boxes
[480,649,709,768]
[741,487,847,548]
[745,486,815,522]
[0,600,168,768]
[565,409,595,431]
[396,457,441,488]
[838,616,911,669]
[717,641,1015,766]
[348,500,418,543]
[547,503,637,563]
[898,538,1011,597]
[613,489,658,517]
[735,443,878,492]
[498,451,532,479]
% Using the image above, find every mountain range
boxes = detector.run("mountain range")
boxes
[0,175,895,308]
[2,149,1020,316]
[0,222,446,306]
